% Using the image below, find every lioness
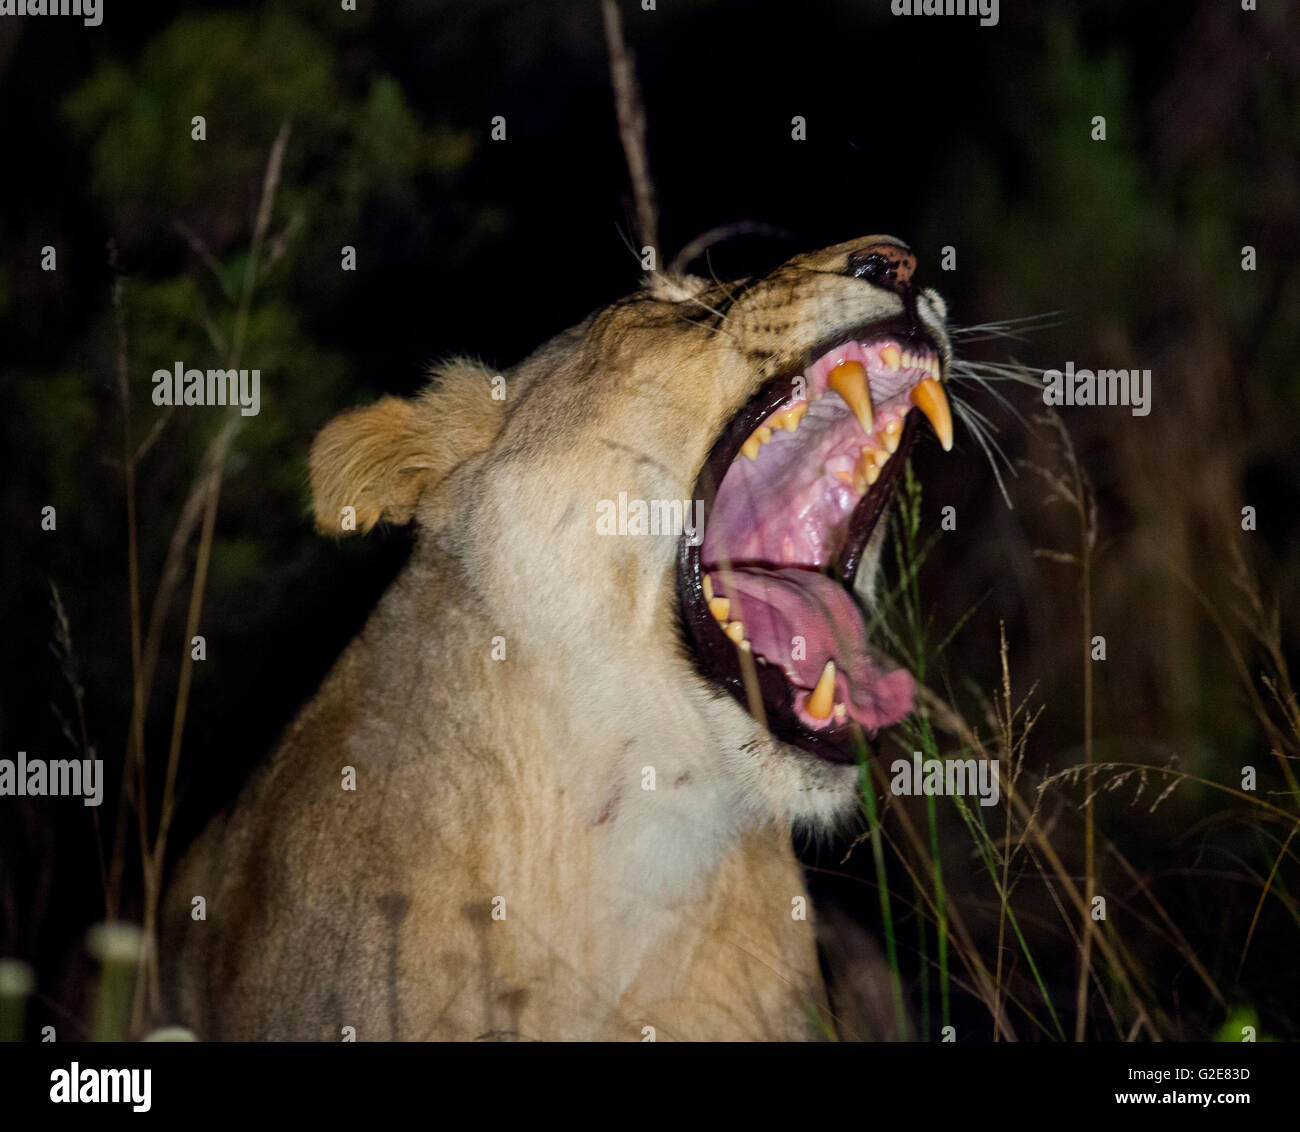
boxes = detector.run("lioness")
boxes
[163,236,955,1040]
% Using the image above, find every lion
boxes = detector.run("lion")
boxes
[161,235,955,1040]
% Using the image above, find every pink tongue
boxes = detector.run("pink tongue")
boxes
[711,567,913,731]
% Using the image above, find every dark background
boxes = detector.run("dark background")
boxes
[2,0,1298,1040]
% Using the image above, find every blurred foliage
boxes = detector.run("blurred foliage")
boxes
[1215,1005,1266,1043]
[35,3,488,685]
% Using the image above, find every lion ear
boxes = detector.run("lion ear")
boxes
[309,360,502,535]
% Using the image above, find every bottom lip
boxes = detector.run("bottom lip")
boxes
[677,350,926,764]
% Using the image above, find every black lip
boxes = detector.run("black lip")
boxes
[677,321,936,764]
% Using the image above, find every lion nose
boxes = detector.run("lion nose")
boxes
[845,242,916,294]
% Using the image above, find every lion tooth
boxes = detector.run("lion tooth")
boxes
[880,345,901,370]
[742,423,775,461]
[853,452,870,492]
[883,419,901,454]
[833,702,848,723]
[828,360,874,434]
[724,620,746,644]
[856,447,888,483]
[708,597,731,622]
[910,377,953,452]
[703,575,714,602]
[902,351,914,369]
[775,401,809,431]
[807,660,836,720]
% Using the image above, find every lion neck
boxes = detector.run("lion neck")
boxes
[372,543,783,996]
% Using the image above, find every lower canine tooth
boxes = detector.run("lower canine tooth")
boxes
[807,660,836,720]
[828,360,875,434]
[724,620,746,644]
[910,377,954,452]
[708,597,731,621]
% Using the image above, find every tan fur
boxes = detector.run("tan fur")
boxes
[162,237,951,1040]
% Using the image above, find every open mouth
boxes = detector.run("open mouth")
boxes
[678,320,953,763]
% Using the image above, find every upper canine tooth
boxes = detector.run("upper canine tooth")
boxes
[708,597,731,622]
[828,360,875,434]
[910,377,953,452]
[807,660,836,720]
[880,345,901,370]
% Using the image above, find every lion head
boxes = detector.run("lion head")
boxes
[309,236,953,836]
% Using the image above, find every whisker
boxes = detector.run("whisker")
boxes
[953,399,1015,507]
[942,313,1060,508]
[949,312,1066,343]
